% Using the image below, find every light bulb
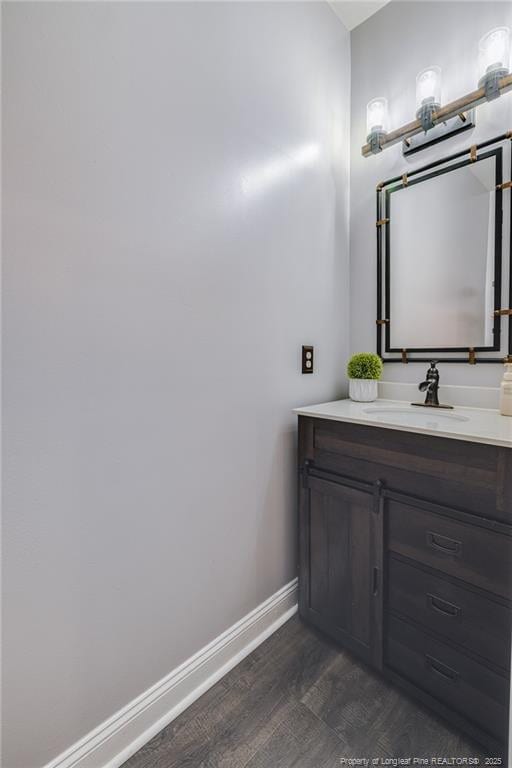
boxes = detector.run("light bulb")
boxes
[366,97,388,136]
[416,66,442,112]
[479,27,510,79]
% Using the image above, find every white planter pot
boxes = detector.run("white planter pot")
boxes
[349,379,378,402]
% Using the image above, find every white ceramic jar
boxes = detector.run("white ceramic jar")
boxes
[349,379,378,402]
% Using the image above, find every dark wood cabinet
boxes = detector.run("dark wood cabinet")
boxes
[299,475,382,667]
[298,415,512,755]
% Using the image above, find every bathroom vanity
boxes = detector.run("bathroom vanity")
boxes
[295,400,512,755]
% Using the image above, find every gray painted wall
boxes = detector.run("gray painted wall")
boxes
[350,0,512,386]
[1,3,350,766]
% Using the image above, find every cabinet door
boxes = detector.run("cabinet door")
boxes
[299,473,383,667]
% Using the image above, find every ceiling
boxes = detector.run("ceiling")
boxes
[328,1,391,31]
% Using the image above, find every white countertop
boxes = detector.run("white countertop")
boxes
[293,398,512,448]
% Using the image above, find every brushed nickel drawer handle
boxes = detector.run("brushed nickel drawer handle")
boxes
[427,531,462,556]
[425,654,459,683]
[427,593,461,618]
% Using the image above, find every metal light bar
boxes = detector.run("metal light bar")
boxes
[361,72,512,157]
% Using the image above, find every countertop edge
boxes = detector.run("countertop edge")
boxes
[293,403,512,449]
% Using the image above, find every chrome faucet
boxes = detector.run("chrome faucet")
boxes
[413,362,453,409]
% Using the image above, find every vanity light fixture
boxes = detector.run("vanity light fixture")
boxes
[479,27,510,99]
[416,66,442,131]
[366,97,388,154]
[362,26,512,157]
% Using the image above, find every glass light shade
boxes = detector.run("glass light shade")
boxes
[416,66,442,111]
[366,97,388,135]
[479,27,510,77]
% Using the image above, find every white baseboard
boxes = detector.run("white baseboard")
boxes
[43,579,298,768]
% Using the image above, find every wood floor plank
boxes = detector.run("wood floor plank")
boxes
[223,616,341,699]
[301,647,486,760]
[121,623,312,768]
[244,701,345,768]
[122,675,294,768]
[122,616,488,768]
[199,674,297,768]
[301,646,396,755]
[369,685,487,761]
[120,679,235,768]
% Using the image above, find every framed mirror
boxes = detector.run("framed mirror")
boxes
[376,134,512,363]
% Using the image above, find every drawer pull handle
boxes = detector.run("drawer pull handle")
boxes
[427,531,461,556]
[425,654,459,683]
[427,593,461,618]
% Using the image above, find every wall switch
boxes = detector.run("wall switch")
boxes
[302,345,314,374]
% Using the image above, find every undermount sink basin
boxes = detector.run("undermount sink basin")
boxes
[363,406,470,425]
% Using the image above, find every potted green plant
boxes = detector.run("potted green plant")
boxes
[347,352,383,402]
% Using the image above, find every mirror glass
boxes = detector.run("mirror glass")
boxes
[389,156,496,349]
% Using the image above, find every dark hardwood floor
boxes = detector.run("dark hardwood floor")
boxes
[122,615,487,768]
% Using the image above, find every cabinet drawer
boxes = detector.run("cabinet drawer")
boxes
[388,557,512,670]
[299,416,512,521]
[387,500,512,599]
[386,615,509,743]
